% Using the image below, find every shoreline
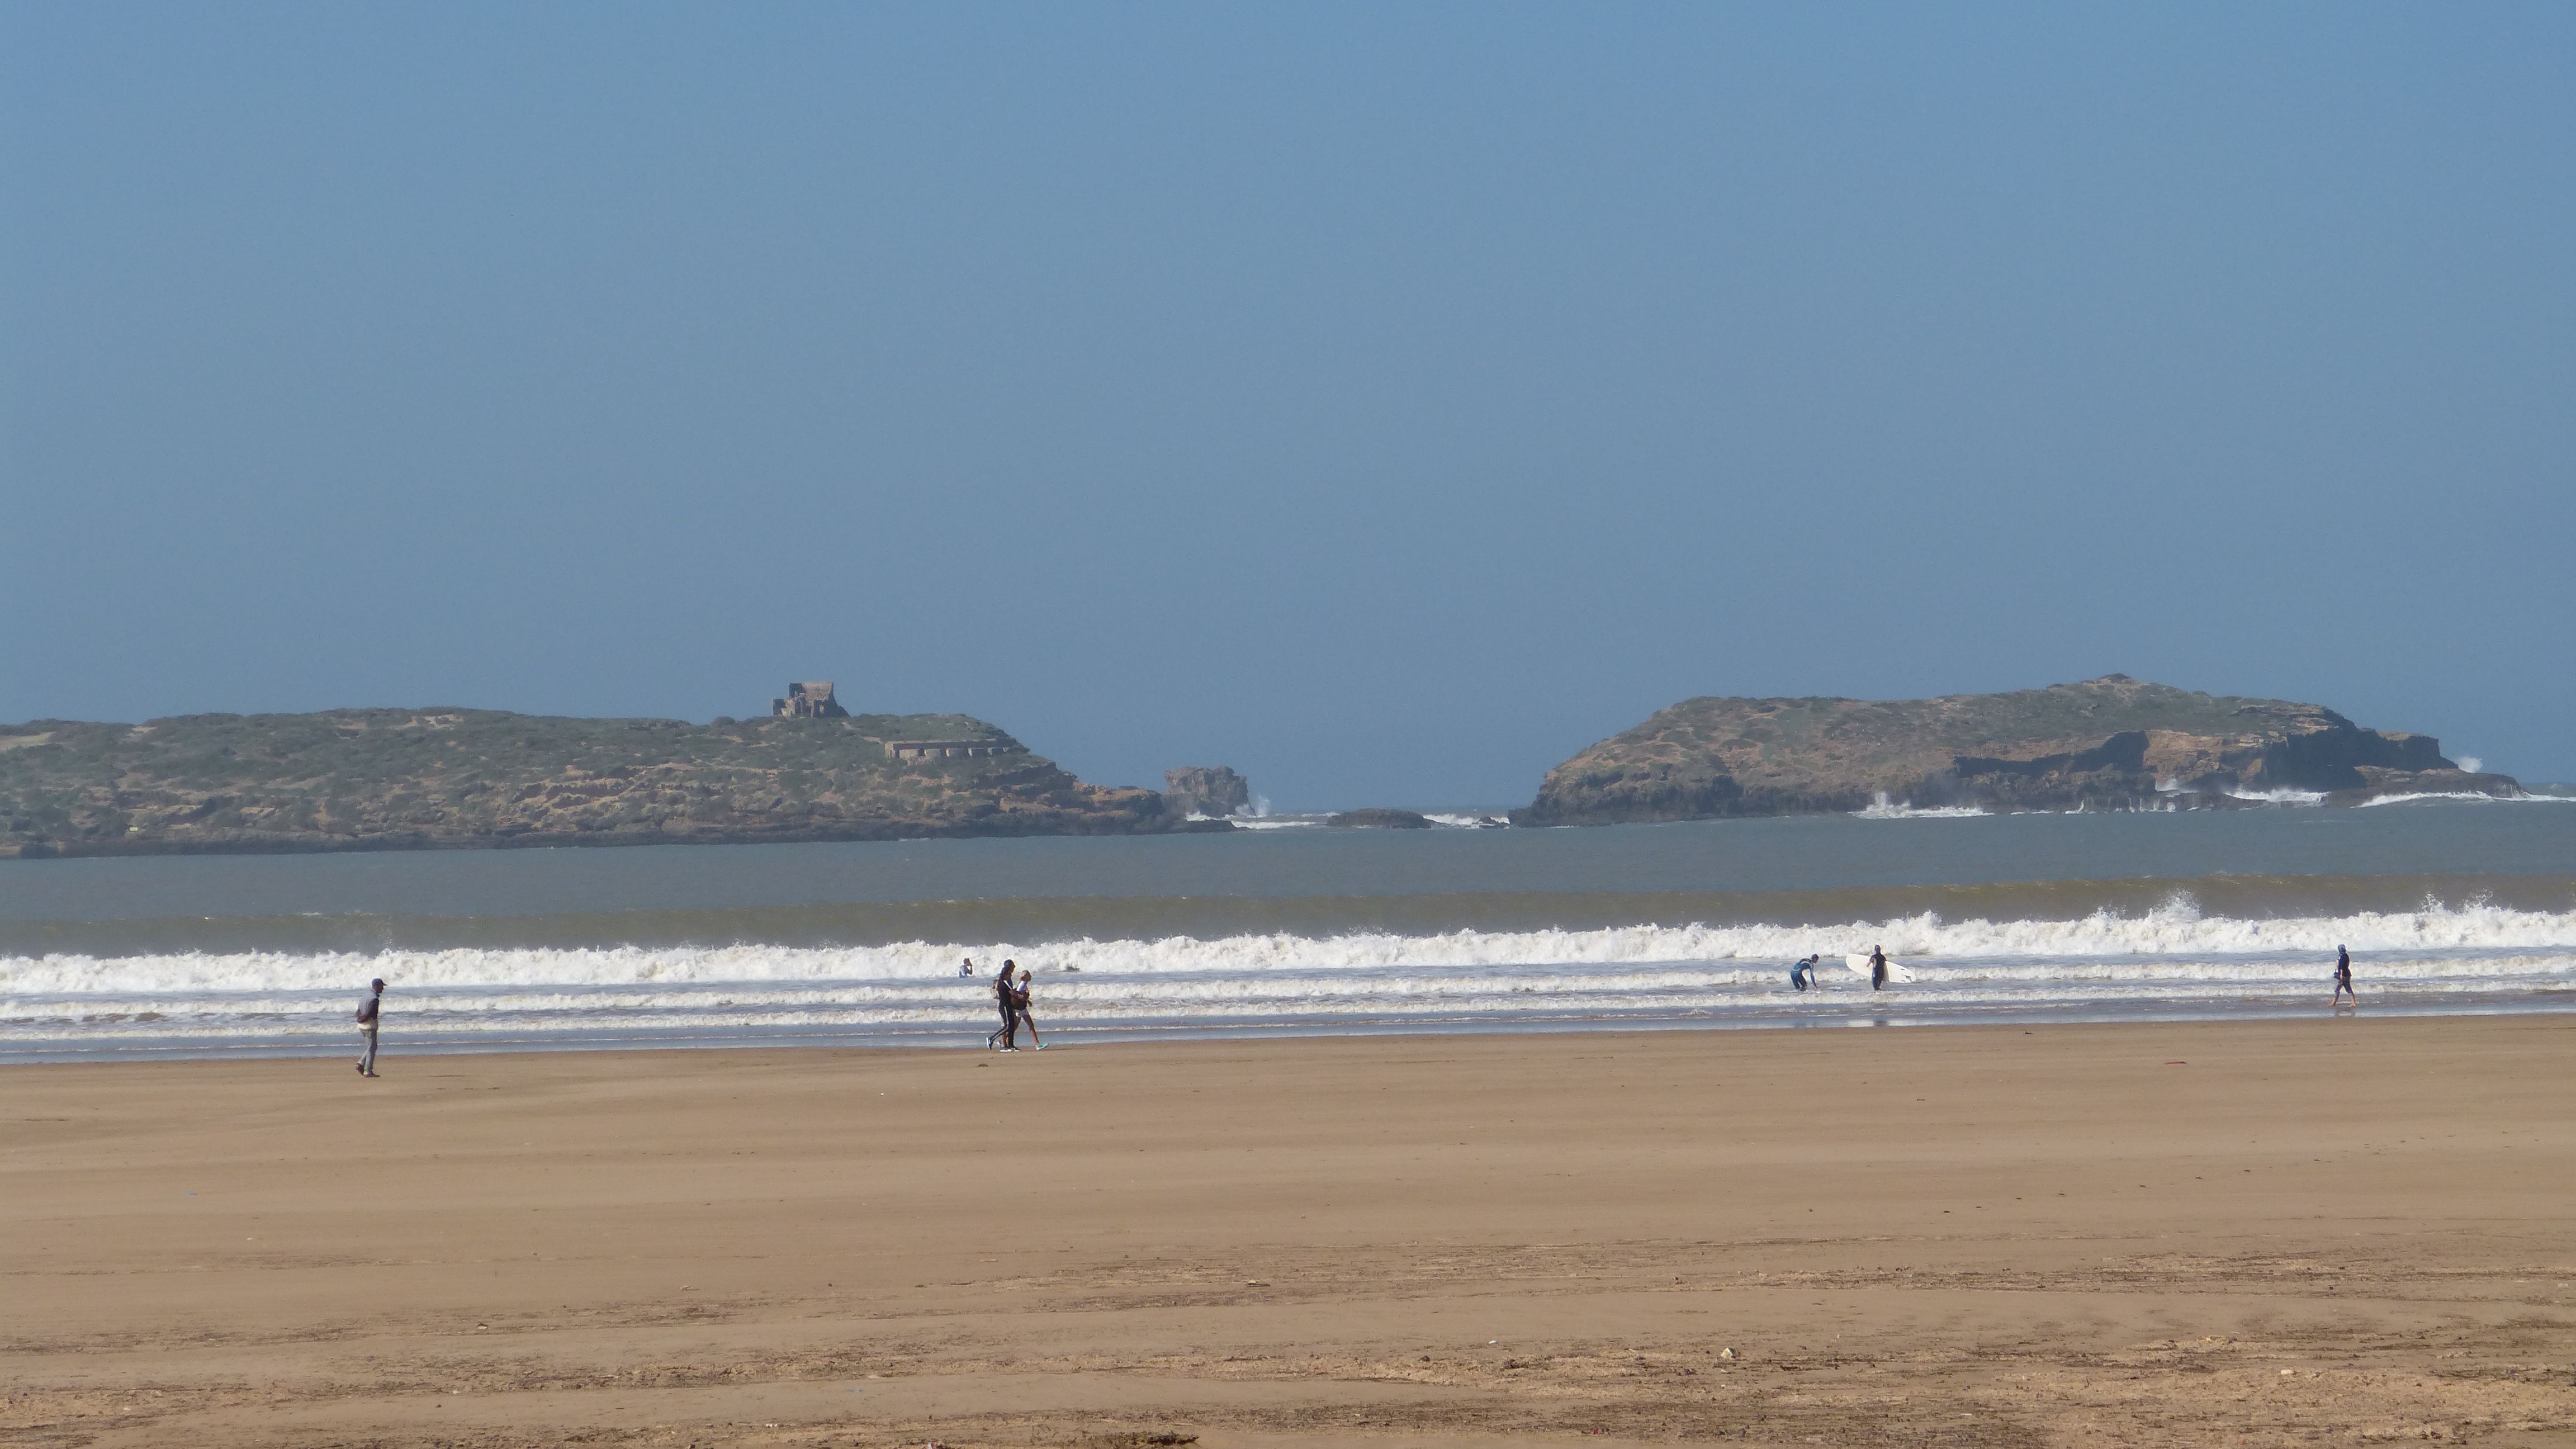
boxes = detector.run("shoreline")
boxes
[11,787,2573,863]
[1,813,1241,861]
[7,989,2571,1066]
[7,1015,2571,1447]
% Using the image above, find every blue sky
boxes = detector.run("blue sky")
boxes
[4,4,2569,806]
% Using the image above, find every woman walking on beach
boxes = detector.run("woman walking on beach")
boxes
[1010,965,1046,1050]
[2332,945,2356,1008]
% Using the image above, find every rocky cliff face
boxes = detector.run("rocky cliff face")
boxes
[0,709,1192,859]
[1514,676,2520,826]
[1163,765,1251,818]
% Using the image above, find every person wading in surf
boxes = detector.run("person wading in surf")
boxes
[2331,944,2356,1008]
[1868,945,1890,992]
[1790,954,1822,992]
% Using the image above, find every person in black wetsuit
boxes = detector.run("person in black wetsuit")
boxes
[2331,944,2356,1007]
[1868,945,1889,992]
[987,958,1021,1049]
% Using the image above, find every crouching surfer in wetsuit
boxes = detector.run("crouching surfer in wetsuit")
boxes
[1789,954,1822,991]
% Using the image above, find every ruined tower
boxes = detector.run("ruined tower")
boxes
[771,682,850,718]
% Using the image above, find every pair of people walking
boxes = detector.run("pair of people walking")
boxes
[985,959,1045,1051]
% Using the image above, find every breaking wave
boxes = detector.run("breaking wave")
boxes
[7,893,2572,1060]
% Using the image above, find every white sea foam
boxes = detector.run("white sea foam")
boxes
[12,897,2576,993]
[2356,790,2553,807]
[2224,787,2328,805]
[6,895,2572,1057]
[1854,793,1990,820]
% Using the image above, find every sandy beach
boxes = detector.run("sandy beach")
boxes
[4,1016,2572,1448]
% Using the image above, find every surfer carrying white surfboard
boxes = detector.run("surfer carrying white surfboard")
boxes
[1841,950,1916,987]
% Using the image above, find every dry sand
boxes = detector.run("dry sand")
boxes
[4,1016,2572,1448]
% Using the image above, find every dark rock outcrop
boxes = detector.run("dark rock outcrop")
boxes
[1327,808,1435,829]
[1514,676,2521,826]
[1163,766,1252,819]
[0,708,1192,859]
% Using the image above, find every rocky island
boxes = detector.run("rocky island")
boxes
[1514,675,2521,826]
[0,703,1208,859]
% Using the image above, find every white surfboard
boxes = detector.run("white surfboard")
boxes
[1845,953,1919,984]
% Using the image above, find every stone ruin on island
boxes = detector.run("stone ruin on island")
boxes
[769,681,1030,762]
[771,681,849,718]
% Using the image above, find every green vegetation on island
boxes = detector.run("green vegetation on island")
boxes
[0,708,1190,859]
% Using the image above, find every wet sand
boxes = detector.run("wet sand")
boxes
[4,1016,2573,1448]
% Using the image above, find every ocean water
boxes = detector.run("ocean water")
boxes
[3,798,2571,1060]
